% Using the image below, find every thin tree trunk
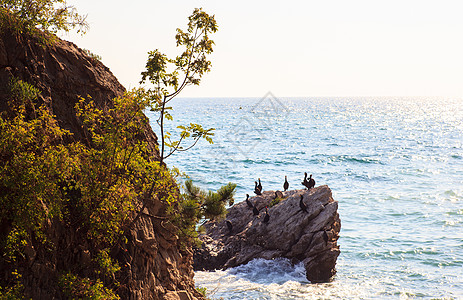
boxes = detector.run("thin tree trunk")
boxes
[160,95,166,164]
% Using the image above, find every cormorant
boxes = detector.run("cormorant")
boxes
[245,194,253,208]
[253,205,259,216]
[301,172,309,189]
[283,176,289,191]
[257,178,262,192]
[307,174,315,189]
[254,181,262,195]
[226,220,233,233]
[299,195,308,213]
[263,207,270,223]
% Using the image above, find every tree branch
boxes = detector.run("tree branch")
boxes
[162,133,187,160]
[165,25,200,101]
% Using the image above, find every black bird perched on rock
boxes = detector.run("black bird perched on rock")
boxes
[226,220,233,233]
[300,195,308,213]
[257,178,262,192]
[245,194,253,208]
[253,205,259,216]
[283,176,289,191]
[254,181,262,195]
[301,172,309,189]
[263,207,270,223]
[307,174,315,189]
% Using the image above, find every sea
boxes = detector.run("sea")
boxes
[146,96,463,299]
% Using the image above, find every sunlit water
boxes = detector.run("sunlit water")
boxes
[147,97,463,299]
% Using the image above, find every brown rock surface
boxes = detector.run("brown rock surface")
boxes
[0,28,202,299]
[0,27,158,155]
[194,185,341,283]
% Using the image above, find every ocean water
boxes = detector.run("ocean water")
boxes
[146,97,463,299]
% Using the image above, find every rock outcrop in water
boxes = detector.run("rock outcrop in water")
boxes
[194,185,341,283]
[0,27,202,299]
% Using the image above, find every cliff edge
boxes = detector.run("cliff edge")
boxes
[0,27,202,299]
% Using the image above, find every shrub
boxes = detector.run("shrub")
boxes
[0,0,88,35]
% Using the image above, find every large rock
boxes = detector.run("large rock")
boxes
[194,185,341,283]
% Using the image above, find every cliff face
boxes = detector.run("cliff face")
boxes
[0,28,202,299]
[0,27,158,154]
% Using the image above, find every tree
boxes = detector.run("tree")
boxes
[169,179,236,244]
[140,8,217,164]
[0,0,88,34]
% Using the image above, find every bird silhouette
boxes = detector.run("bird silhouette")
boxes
[263,207,270,223]
[283,176,289,191]
[301,172,309,189]
[257,178,262,192]
[245,194,253,208]
[307,174,315,189]
[254,181,262,195]
[299,195,308,213]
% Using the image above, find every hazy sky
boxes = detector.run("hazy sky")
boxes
[65,0,463,98]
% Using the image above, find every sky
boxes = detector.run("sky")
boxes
[65,0,463,98]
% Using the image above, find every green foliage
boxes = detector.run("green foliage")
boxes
[140,8,217,89]
[82,48,102,62]
[2,228,28,263]
[0,80,180,297]
[75,92,146,246]
[0,0,88,36]
[0,80,77,261]
[196,286,207,297]
[0,270,25,299]
[72,89,179,246]
[7,77,40,110]
[182,180,235,221]
[94,249,120,280]
[269,197,282,207]
[140,8,218,163]
[170,180,236,245]
[59,272,119,300]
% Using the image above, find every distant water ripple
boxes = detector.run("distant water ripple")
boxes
[147,97,463,299]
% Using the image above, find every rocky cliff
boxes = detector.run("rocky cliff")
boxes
[194,186,341,283]
[0,27,202,299]
[0,27,158,154]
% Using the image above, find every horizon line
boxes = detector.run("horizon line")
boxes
[170,95,463,99]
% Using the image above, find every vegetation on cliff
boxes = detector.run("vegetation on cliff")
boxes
[140,7,217,164]
[0,79,173,298]
[0,77,232,299]
[0,3,231,299]
[0,0,88,35]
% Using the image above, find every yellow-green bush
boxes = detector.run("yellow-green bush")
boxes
[0,80,179,297]
[0,0,88,35]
